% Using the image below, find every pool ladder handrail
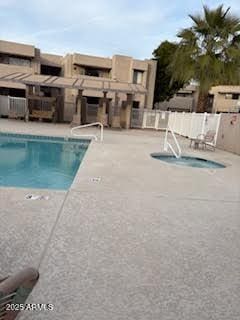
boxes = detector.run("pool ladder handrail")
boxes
[164,125,182,159]
[71,122,103,141]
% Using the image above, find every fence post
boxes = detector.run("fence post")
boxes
[142,110,147,129]
[7,95,10,114]
[180,112,185,136]
[202,112,207,135]
[215,113,222,146]
[189,112,195,138]
[155,112,160,130]
[173,112,176,132]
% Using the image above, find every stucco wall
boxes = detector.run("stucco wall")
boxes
[212,94,239,112]
[112,55,132,82]
[216,114,240,155]
[210,86,240,112]
[145,60,157,109]
[0,40,35,57]
[132,59,148,71]
[40,53,63,67]
[72,53,112,69]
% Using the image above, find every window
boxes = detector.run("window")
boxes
[133,70,143,84]
[232,93,239,100]
[9,56,31,67]
[41,65,61,76]
[85,67,99,77]
[133,101,140,109]
[225,94,232,99]
[73,65,110,78]
[0,53,31,67]
[225,93,240,100]
[83,66,110,78]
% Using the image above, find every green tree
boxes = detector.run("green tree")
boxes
[170,5,240,112]
[153,41,184,104]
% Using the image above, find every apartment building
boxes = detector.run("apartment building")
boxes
[155,84,240,113]
[154,85,199,112]
[0,41,40,96]
[210,86,240,113]
[0,39,157,127]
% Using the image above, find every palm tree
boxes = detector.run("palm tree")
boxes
[171,5,240,112]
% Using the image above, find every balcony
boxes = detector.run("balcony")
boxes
[0,40,35,58]
[0,53,34,74]
[0,62,34,75]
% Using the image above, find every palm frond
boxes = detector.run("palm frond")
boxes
[189,14,203,26]
[172,4,240,93]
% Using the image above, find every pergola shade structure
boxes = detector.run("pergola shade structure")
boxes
[0,71,147,128]
[0,72,147,94]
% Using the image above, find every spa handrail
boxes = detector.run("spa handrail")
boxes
[164,125,181,158]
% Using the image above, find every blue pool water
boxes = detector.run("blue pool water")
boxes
[151,154,225,168]
[0,133,90,190]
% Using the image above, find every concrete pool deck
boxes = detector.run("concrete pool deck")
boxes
[0,119,239,320]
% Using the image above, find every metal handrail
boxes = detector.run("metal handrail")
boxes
[71,122,103,141]
[164,125,181,158]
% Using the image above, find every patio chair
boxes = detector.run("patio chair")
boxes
[190,130,216,151]
[0,268,39,320]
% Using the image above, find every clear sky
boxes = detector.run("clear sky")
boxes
[0,0,239,59]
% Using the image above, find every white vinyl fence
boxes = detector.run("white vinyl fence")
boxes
[0,95,27,118]
[134,109,221,146]
[131,109,169,129]
[9,96,27,117]
[168,111,221,144]
[143,110,170,130]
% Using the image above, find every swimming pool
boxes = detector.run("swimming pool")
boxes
[151,154,226,169]
[0,132,90,190]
